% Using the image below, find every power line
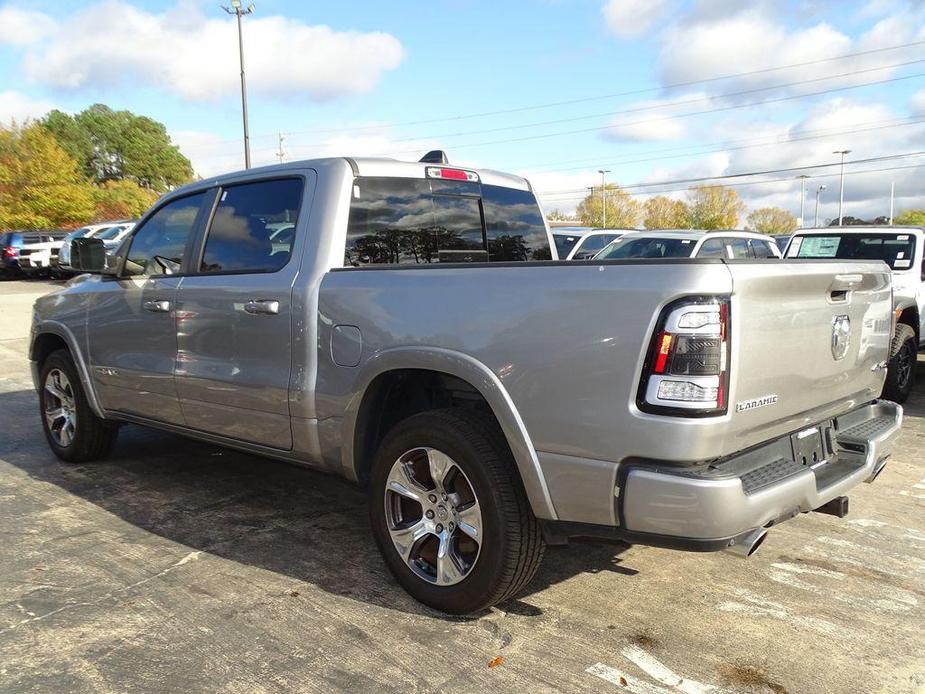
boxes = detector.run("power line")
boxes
[536,150,925,198]
[253,38,925,138]
[178,42,925,154]
[267,70,925,161]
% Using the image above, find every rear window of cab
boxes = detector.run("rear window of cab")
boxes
[344,177,551,265]
[788,232,917,270]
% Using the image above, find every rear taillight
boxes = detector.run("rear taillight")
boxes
[3,245,17,259]
[638,297,729,416]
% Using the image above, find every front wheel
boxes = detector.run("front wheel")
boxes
[882,324,917,404]
[369,409,545,614]
[39,350,118,462]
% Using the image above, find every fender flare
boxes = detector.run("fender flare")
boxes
[341,346,558,521]
[31,320,106,419]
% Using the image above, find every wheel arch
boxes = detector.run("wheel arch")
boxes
[897,306,920,345]
[342,347,557,520]
[30,321,106,418]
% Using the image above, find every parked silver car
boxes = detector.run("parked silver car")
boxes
[31,155,901,613]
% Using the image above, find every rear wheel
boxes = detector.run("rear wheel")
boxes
[39,350,118,462]
[369,409,545,614]
[882,323,917,404]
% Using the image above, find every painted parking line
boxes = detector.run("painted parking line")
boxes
[587,645,726,693]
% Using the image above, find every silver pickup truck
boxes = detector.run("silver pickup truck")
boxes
[31,156,902,614]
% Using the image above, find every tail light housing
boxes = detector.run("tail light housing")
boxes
[637,296,730,417]
[3,245,17,259]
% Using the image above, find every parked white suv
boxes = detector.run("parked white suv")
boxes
[595,230,782,260]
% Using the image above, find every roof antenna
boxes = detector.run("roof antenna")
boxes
[419,150,448,164]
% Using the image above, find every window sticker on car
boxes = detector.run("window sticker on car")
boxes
[682,239,691,244]
[797,236,840,257]
[897,251,905,258]
[895,259,912,268]
[897,234,909,240]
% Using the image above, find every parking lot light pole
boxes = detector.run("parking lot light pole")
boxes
[222,0,255,169]
[833,150,850,226]
[797,175,809,226]
[598,170,610,228]
[814,184,826,228]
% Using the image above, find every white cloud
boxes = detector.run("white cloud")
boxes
[0,90,56,124]
[602,0,675,38]
[911,88,925,115]
[3,1,404,102]
[0,5,56,46]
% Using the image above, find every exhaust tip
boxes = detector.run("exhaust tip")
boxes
[723,528,768,559]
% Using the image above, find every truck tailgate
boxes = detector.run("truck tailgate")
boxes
[725,260,892,441]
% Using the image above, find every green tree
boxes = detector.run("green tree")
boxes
[643,195,689,229]
[41,104,193,193]
[0,123,95,229]
[576,183,640,228]
[746,206,799,234]
[686,185,745,229]
[92,180,159,222]
[545,208,571,222]
[894,209,925,226]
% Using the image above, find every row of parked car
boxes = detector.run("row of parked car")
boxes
[554,225,924,403]
[0,220,136,279]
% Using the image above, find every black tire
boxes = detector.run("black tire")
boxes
[39,349,118,463]
[882,323,917,404]
[368,409,545,614]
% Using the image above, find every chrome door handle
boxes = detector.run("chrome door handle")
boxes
[243,299,280,315]
[143,300,172,313]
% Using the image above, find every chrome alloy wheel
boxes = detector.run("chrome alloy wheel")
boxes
[384,447,483,586]
[44,368,77,447]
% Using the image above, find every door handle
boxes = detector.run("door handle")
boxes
[243,299,280,315]
[143,300,172,313]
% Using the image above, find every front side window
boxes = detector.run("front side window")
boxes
[124,192,206,277]
[200,179,303,274]
[696,238,726,258]
[750,239,777,258]
[726,238,750,259]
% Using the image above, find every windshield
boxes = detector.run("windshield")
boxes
[554,234,581,257]
[596,236,696,259]
[94,226,124,241]
[788,232,916,270]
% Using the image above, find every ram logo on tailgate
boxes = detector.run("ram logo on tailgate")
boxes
[735,395,779,413]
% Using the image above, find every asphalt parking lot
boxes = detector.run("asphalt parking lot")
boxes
[1,279,925,694]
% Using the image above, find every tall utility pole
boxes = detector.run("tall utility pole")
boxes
[797,175,810,226]
[598,169,610,228]
[222,0,255,169]
[276,132,286,164]
[814,184,826,228]
[833,149,850,225]
[889,181,895,225]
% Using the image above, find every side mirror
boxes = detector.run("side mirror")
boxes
[70,237,114,274]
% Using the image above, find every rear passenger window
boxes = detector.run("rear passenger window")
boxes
[481,185,551,261]
[200,178,303,274]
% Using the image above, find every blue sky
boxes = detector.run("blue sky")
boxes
[2,0,925,222]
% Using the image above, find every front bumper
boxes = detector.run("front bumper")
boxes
[619,400,902,543]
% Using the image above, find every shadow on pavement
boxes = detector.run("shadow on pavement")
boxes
[0,388,635,621]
